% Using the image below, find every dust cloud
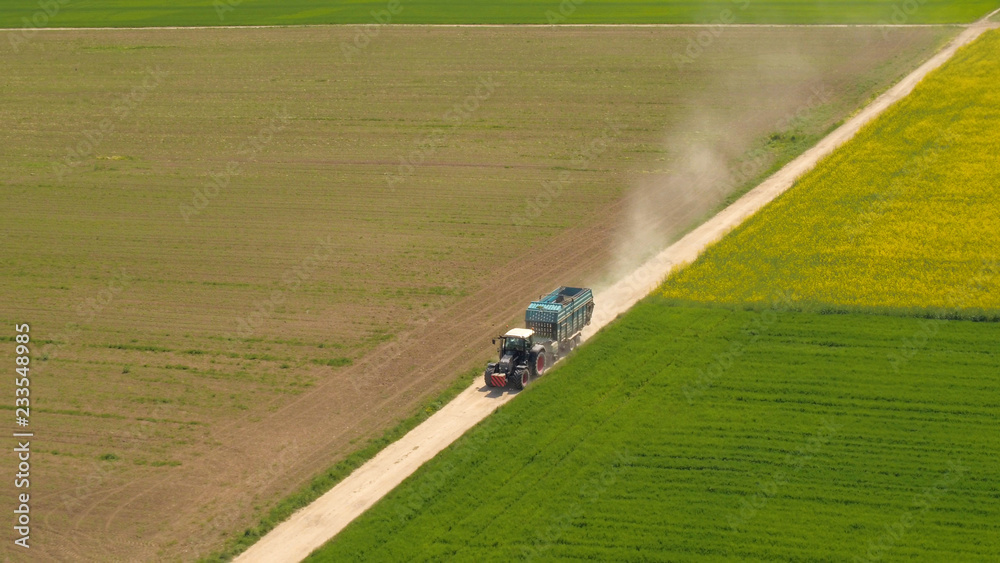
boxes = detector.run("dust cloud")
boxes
[606,44,825,284]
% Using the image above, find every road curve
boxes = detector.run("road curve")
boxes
[236,17,999,563]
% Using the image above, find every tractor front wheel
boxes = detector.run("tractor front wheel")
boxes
[511,368,529,391]
[484,364,496,387]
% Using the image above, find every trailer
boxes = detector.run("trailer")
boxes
[525,286,595,352]
[484,286,594,390]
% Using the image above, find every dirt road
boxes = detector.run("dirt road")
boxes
[235,16,1000,563]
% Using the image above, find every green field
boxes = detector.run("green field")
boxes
[661,30,1000,316]
[311,302,1000,561]
[2,0,998,27]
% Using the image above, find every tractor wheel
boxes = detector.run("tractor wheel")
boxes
[534,351,548,377]
[484,363,496,387]
[511,368,529,391]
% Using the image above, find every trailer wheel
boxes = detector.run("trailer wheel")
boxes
[573,334,581,349]
[511,368,529,391]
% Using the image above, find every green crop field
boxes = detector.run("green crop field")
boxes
[1,0,998,27]
[310,302,1000,561]
[2,25,954,561]
[661,30,1000,316]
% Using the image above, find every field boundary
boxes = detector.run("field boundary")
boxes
[0,24,965,31]
[234,14,1000,563]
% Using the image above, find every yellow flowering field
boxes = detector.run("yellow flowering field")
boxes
[661,30,1000,315]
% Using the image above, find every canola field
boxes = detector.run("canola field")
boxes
[660,31,1000,316]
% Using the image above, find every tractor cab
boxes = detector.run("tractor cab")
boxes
[495,328,535,354]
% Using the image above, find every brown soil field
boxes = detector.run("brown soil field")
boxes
[0,26,954,561]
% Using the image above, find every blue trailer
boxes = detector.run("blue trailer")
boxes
[525,286,595,344]
[484,287,594,390]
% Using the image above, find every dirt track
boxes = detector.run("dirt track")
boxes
[235,15,1000,563]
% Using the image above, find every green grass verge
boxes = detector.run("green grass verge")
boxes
[661,30,1000,314]
[2,0,998,27]
[308,302,1000,561]
[199,366,480,562]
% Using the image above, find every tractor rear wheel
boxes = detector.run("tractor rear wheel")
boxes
[511,368,529,391]
[534,351,547,377]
